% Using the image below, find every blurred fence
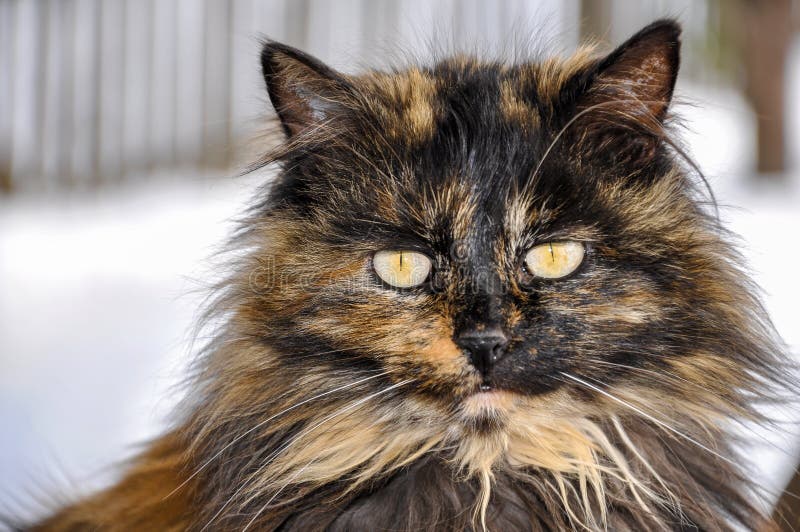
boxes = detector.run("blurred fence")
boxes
[0,0,716,194]
[2,0,267,193]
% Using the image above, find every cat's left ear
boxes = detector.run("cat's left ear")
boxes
[261,41,353,138]
[567,19,681,164]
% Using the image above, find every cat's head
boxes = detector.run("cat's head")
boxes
[253,21,695,405]
[190,20,788,529]
[227,18,772,469]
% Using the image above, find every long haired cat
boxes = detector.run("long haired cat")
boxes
[27,19,793,531]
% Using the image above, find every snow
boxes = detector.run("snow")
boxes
[0,173,262,518]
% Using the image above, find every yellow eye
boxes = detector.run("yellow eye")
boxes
[373,250,432,288]
[524,241,584,279]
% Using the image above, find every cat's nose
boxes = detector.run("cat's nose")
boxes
[456,328,509,380]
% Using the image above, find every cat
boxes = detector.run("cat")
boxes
[26,19,792,531]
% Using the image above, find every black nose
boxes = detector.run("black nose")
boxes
[455,328,509,381]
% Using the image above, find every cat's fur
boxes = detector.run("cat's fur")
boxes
[28,20,791,531]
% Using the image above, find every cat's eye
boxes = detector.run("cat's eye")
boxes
[373,250,432,288]
[523,242,585,279]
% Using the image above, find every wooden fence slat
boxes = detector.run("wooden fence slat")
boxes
[0,1,15,191]
[201,0,233,169]
[149,0,177,172]
[71,0,100,187]
[174,0,205,170]
[97,0,124,184]
[122,0,152,180]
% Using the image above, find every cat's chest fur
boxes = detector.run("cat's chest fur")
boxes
[275,457,547,531]
[270,456,687,532]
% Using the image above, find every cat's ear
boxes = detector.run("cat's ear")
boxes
[261,41,351,138]
[568,20,681,164]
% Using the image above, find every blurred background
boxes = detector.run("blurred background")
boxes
[1,0,799,525]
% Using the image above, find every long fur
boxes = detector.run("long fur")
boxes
[27,19,795,532]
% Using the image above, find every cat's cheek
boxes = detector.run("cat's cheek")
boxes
[416,336,467,374]
[567,295,663,328]
[384,328,481,393]
[537,275,665,331]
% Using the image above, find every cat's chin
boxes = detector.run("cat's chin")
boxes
[459,389,516,420]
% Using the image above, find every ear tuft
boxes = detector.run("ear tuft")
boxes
[261,42,350,138]
[568,20,682,167]
[590,19,681,122]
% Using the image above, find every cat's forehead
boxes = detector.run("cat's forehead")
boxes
[264,35,684,249]
[352,49,598,145]
[343,58,601,241]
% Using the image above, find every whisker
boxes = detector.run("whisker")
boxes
[240,458,318,532]
[164,369,394,501]
[559,372,742,471]
[609,415,682,516]
[280,345,383,362]
[589,360,800,460]
[526,99,658,189]
[559,372,800,506]
[238,379,414,506]
[522,97,718,219]
[201,379,412,531]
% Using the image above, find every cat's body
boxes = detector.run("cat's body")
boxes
[28,20,790,531]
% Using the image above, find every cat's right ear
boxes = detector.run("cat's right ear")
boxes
[261,42,351,138]
[560,20,681,167]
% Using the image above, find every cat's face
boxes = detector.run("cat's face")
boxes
[249,22,753,433]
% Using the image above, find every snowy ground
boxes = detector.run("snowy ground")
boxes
[1,86,799,521]
[0,173,261,519]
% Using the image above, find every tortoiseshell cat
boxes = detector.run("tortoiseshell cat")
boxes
[29,19,792,531]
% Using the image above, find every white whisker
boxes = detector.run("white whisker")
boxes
[592,359,800,460]
[201,378,412,531]
[560,372,741,470]
[164,369,394,502]
[241,458,318,532]
[526,98,662,193]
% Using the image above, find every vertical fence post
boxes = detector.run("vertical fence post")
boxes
[0,1,14,192]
